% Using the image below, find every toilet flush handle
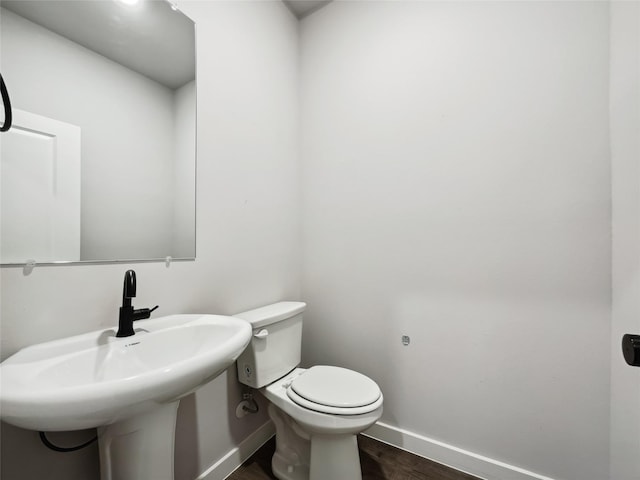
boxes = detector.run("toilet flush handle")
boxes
[254,329,269,339]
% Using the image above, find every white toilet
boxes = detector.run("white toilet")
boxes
[235,301,383,480]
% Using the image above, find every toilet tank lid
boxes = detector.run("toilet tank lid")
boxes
[233,301,306,329]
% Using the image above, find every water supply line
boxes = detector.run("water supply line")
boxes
[0,72,12,133]
[236,389,259,418]
[39,431,97,453]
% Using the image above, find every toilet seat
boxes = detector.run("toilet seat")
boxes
[286,366,383,415]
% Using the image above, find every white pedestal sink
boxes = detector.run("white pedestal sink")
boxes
[0,314,252,480]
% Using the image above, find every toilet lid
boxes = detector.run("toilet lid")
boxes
[289,366,381,409]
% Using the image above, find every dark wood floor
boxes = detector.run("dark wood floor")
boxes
[227,435,480,480]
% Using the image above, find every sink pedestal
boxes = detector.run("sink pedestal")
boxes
[97,401,179,480]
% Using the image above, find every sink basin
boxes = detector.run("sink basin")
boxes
[0,314,252,432]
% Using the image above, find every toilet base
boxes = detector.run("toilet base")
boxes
[270,403,310,480]
[309,434,362,480]
[268,404,363,480]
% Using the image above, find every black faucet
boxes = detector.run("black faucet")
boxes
[116,270,159,337]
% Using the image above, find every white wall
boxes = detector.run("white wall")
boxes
[173,80,197,258]
[0,8,175,260]
[0,1,299,479]
[300,2,611,479]
[609,2,640,480]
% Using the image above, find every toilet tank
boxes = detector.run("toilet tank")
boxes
[234,301,306,389]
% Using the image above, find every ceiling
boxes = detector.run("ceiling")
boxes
[1,0,195,90]
[283,0,332,19]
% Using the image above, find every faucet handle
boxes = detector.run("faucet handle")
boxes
[132,305,159,321]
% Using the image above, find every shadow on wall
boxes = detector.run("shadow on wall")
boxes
[174,365,271,480]
[175,393,200,479]
[0,422,99,479]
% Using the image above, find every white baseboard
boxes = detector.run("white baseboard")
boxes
[195,420,275,480]
[364,422,557,480]
[194,419,557,480]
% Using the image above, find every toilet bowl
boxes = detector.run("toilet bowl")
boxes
[235,302,383,480]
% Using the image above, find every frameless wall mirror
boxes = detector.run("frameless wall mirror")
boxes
[0,0,196,265]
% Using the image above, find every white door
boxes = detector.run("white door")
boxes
[610,2,640,479]
[0,109,81,263]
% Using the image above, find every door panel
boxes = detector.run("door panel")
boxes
[0,109,80,262]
